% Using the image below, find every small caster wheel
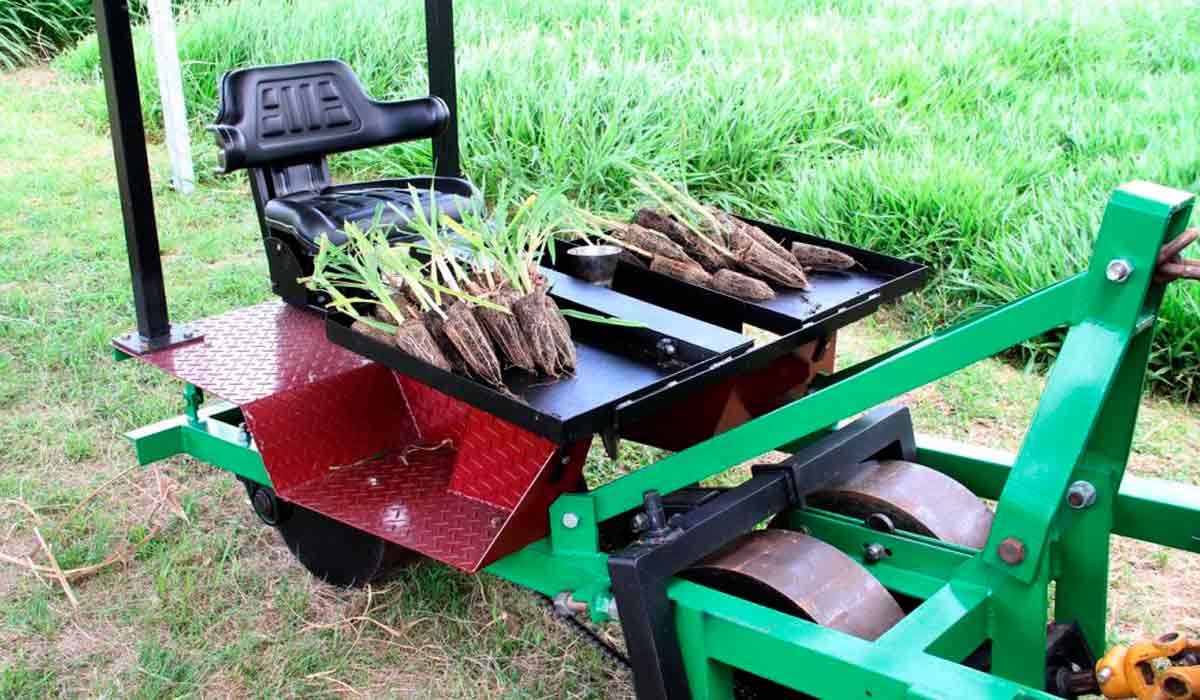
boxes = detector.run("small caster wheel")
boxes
[239,479,416,587]
[242,480,291,526]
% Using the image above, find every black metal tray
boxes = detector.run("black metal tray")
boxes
[552,217,928,336]
[326,268,753,444]
[328,220,927,444]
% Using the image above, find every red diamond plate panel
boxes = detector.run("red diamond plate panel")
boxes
[122,302,832,573]
[245,364,419,494]
[123,302,593,572]
[283,446,506,571]
[132,301,369,405]
[397,376,472,445]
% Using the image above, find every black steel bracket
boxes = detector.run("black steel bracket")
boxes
[753,403,917,506]
[94,0,173,342]
[111,323,204,356]
[608,405,918,699]
[424,0,461,178]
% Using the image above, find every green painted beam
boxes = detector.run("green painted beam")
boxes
[124,403,271,487]
[780,509,973,600]
[484,538,608,597]
[586,274,1087,524]
[917,436,1200,553]
[877,582,990,662]
[669,580,1056,700]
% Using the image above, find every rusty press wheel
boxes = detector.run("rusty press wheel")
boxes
[682,529,905,698]
[805,459,994,549]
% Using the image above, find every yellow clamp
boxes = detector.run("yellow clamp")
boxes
[1097,633,1200,700]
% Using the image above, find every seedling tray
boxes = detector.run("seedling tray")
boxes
[326,268,752,444]
[552,217,929,336]
[329,220,926,443]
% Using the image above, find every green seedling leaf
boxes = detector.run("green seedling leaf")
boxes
[559,309,648,327]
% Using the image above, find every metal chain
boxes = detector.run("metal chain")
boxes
[537,593,632,670]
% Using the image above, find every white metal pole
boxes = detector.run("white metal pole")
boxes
[147,0,195,194]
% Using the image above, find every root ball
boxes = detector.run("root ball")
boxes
[514,290,574,377]
[393,318,452,372]
[476,291,538,374]
[711,269,776,301]
[443,302,505,388]
[650,255,714,287]
[791,241,858,271]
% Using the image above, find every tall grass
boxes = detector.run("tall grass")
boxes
[0,0,92,68]
[56,0,1200,396]
[0,0,206,68]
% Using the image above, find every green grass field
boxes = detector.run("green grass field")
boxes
[1,0,1199,696]
[55,0,1200,395]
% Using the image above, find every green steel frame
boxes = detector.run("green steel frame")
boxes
[126,182,1200,699]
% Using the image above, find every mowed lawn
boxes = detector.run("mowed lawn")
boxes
[1,4,1199,698]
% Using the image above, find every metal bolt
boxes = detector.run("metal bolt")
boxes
[642,490,668,537]
[1106,259,1133,283]
[997,536,1026,565]
[1096,666,1113,684]
[553,591,588,616]
[656,338,677,359]
[863,543,889,564]
[865,512,896,534]
[561,512,580,529]
[1066,480,1097,509]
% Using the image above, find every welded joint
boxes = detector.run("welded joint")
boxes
[111,323,204,356]
[183,384,205,427]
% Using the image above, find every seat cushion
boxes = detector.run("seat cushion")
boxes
[263,176,482,249]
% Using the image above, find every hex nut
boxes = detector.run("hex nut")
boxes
[863,543,889,564]
[1106,259,1133,283]
[1066,480,1097,509]
[997,536,1026,565]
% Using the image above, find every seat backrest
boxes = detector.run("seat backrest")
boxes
[209,59,449,173]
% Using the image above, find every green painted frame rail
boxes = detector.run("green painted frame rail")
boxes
[485,181,1198,698]
[122,182,1197,699]
[124,392,271,488]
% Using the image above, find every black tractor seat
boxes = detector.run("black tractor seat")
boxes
[265,175,480,250]
[208,58,481,308]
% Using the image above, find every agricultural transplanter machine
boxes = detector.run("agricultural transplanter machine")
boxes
[92,0,1200,698]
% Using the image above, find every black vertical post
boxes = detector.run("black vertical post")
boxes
[95,0,171,342]
[424,0,462,178]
